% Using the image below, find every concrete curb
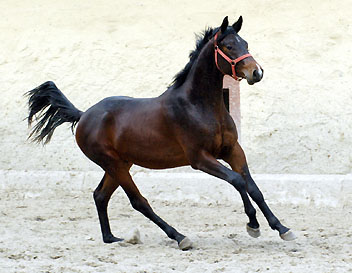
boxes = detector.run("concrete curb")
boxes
[1,170,351,207]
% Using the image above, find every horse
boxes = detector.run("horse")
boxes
[26,16,296,250]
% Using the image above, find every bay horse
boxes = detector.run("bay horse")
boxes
[26,16,296,250]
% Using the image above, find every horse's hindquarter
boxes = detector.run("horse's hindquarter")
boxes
[76,96,189,169]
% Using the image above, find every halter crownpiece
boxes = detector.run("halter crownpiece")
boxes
[214,32,252,80]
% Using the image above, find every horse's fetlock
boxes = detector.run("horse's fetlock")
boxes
[246,206,256,218]
[268,216,280,229]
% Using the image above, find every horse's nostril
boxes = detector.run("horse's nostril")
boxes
[252,69,263,82]
[253,70,259,80]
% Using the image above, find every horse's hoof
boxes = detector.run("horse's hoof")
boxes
[246,224,261,238]
[280,230,297,241]
[103,235,124,244]
[178,237,193,251]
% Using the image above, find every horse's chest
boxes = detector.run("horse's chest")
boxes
[206,124,236,156]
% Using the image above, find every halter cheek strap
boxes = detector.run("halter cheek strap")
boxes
[214,32,252,80]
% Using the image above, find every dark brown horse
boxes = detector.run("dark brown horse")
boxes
[26,16,296,250]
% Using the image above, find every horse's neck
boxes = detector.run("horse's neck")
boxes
[187,41,225,110]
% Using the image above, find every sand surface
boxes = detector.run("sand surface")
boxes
[1,175,351,273]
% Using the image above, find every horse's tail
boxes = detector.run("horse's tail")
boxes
[26,81,83,144]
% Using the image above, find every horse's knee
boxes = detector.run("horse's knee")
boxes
[230,173,246,191]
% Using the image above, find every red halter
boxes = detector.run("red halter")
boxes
[214,32,252,80]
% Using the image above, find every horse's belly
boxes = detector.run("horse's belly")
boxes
[132,152,189,169]
[116,134,189,169]
[123,149,189,169]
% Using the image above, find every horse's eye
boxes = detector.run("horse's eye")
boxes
[226,46,232,50]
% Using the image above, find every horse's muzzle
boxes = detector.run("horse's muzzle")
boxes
[247,67,264,85]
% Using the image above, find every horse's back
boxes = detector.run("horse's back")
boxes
[84,95,149,114]
[76,95,163,144]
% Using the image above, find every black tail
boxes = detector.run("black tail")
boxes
[26,81,83,144]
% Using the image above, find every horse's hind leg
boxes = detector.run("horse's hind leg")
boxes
[225,142,296,241]
[115,168,192,250]
[93,173,122,243]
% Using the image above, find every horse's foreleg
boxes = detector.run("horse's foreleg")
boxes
[244,166,296,240]
[191,150,260,237]
[93,173,122,243]
[117,169,192,250]
[224,142,296,241]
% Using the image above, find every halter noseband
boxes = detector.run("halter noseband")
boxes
[214,32,252,81]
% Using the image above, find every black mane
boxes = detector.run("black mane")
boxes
[170,28,215,88]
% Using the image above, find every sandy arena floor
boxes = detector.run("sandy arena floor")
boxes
[1,180,351,273]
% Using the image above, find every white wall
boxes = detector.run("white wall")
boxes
[1,0,351,174]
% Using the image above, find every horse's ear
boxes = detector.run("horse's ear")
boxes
[220,16,229,33]
[232,16,243,33]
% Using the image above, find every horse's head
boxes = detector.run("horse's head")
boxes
[214,16,263,85]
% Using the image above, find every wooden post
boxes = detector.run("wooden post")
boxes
[223,75,241,142]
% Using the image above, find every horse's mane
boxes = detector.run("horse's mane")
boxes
[170,28,215,88]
